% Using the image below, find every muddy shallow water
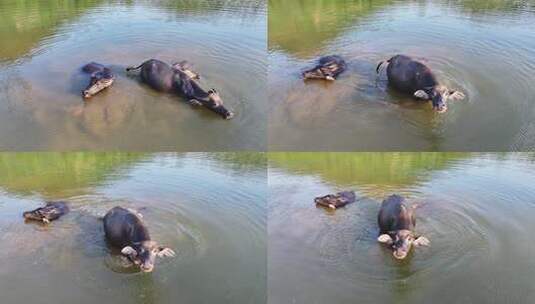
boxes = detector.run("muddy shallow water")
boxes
[0,153,266,304]
[268,0,535,151]
[0,0,266,150]
[268,153,535,304]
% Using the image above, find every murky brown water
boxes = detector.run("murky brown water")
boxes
[0,153,266,304]
[0,0,266,150]
[268,0,535,151]
[268,153,535,304]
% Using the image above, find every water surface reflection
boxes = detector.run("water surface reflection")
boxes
[269,153,535,304]
[0,152,266,304]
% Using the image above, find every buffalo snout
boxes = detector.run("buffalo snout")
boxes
[431,93,448,113]
[121,241,175,273]
[392,234,413,260]
[205,90,234,119]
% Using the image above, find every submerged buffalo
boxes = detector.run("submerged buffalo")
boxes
[377,54,465,113]
[303,55,347,81]
[315,191,356,209]
[23,201,69,224]
[126,59,234,119]
[103,206,175,273]
[82,62,115,99]
[377,194,429,260]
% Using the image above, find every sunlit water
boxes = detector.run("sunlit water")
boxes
[0,0,266,150]
[0,153,266,304]
[268,0,535,151]
[268,153,535,304]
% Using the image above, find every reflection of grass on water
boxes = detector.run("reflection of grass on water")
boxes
[205,152,267,171]
[0,152,145,198]
[445,0,534,13]
[0,152,267,198]
[153,0,266,14]
[268,0,392,57]
[0,0,265,62]
[0,0,105,61]
[268,152,469,188]
[268,0,533,57]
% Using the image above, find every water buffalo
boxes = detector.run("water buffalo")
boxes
[377,194,429,260]
[103,206,175,272]
[82,62,115,99]
[303,55,347,81]
[23,201,69,224]
[376,54,465,113]
[315,191,356,209]
[126,59,234,119]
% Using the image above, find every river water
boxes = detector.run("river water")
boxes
[0,152,266,304]
[0,0,266,150]
[269,0,535,151]
[269,153,535,304]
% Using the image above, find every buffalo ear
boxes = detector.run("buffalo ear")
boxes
[414,90,430,99]
[121,246,137,257]
[377,234,393,245]
[413,236,430,247]
[157,247,176,258]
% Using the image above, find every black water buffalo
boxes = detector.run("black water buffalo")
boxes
[82,62,115,99]
[103,207,175,272]
[303,55,347,81]
[23,201,69,224]
[126,59,234,119]
[377,194,429,260]
[377,54,465,113]
[314,191,356,209]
